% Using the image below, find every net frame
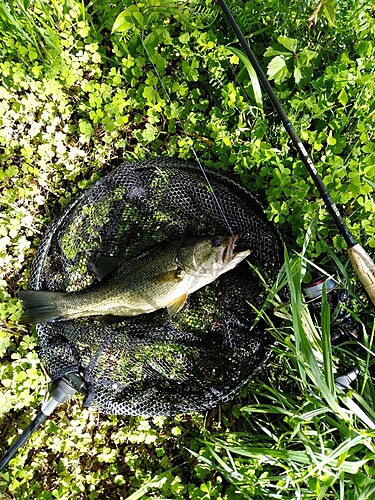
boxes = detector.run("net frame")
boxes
[28,158,284,416]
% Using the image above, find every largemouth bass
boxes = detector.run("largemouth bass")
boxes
[19,235,250,324]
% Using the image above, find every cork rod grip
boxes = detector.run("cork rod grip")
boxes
[347,244,375,306]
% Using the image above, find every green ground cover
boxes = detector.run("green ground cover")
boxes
[0,0,375,498]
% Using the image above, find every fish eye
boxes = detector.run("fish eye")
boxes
[212,237,222,248]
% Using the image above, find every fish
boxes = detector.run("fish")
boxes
[19,234,250,324]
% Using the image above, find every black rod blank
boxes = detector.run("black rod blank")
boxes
[216,0,356,248]
[217,0,375,306]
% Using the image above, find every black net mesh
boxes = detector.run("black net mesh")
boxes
[28,159,283,416]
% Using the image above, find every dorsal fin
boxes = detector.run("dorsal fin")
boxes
[90,256,123,281]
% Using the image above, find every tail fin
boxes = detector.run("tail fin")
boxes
[19,290,68,324]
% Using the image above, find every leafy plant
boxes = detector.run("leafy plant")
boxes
[308,0,338,28]
[265,35,319,85]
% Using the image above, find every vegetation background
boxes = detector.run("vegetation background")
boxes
[0,0,375,498]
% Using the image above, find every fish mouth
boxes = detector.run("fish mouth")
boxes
[221,234,239,264]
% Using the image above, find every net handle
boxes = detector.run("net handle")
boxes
[0,374,86,470]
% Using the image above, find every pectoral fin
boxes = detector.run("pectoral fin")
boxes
[167,293,188,316]
[152,269,184,284]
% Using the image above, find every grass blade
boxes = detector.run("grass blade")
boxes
[209,437,370,474]
[284,247,346,417]
[321,282,335,394]
[227,46,263,109]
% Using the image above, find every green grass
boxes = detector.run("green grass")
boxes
[0,0,375,498]
[191,248,375,499]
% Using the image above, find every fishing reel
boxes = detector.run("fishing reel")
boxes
[302,273,361,390]
[302,275,361,344]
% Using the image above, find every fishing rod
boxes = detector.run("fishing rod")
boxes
[216,0,375,306]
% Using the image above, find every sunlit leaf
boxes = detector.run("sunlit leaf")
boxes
[267,55,289,82]
[112,6,144,33]
[277,35,298,53]
[323,0,337,25]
